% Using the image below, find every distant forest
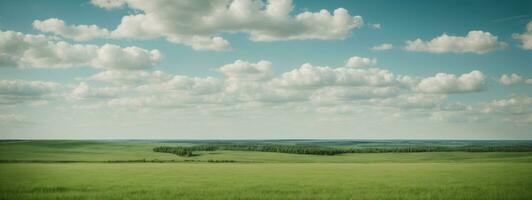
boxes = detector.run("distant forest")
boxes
[153,143,532,156]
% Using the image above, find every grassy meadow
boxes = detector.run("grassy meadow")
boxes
[1,140,531,199]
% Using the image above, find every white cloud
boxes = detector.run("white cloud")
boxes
[85,73,224,109]
[483,96,532,115]
[218,60,274,81]
[107,95,194,109]
[97,58,525,126]
[216,61,306,103]
[0,57,491,114]
[512,21,532,50]
[375,93,446,110]
[33,18,110,41]
[371,43,393,51]
[91,44,161,70]
[174,36,231,51]
[70,82,119,100]
[416,70,486,93]
[345,56,377,68]
[94,58,416,110]
[86,70,171,85]
[0,79,61,104]
[405,31,506,54]
[6,54,529,137]
[0,79,60,96]
[140,75,223,95]
[250,7,363,41]
[0,30,161,70]
[368,23,381,29]
[273,63,398,89]
[310,86,399,104]
[272,63,334,88]
[430,110,479,123]
[499,73,523,85]
[0,30,96,68]
[42,0,363,51]
[89,0,126,9]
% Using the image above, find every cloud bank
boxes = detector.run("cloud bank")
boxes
[405,31,506,54]
[32,0,363,51]
[0,30,161,70]
[513,21,532,50]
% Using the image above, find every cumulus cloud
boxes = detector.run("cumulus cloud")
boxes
[2,56,504,125]
[0,79,61,104]
[108,82,228,109]
[0,80,60,96]
[174,36,231,51]
[0,30,161,70]
[430,110,479,123]
[3,55,524,129]
[376,93,446,110]
[416,71,486,93]
[106,95,199,109]
[512,21,532,50]
[345,56,377,68]
[92,57,433,111]
[215,60,305,103]
[85,70,171,85]
[33,18,110,41]
[70,82,119,100]
[138,75,223,95]
[405,31,507,54]
[249,7,363,41]
[422,95,532,124]
[0,30,96,68]
[36,0,363,51]
[499,73,523,86]
[218,60,274,81]
[483,96,532,115]
[371,43,393,51]
[368,23,381,29]
[91,44,161,70]
[272,63,399,89]
[75,75,223,108]
[310,86,399,104]
[90,0,126,9]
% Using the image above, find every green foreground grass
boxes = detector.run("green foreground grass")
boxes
[1,163,531,200]
[1,140,532,199]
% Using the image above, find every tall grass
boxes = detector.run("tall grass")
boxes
[0,163,531,200]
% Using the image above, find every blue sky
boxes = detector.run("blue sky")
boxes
[0,0,531,139]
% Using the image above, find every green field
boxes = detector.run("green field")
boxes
[1,140,532,200]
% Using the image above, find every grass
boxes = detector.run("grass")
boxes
[2,140,532,163]
[1,140,532,199]
[0,140,179,161]
[1,163,531,200]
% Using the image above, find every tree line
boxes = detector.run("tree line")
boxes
[153,144,346,156]
[153,144,532,157]
[153,146,193,157]
[348,145,532,153]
